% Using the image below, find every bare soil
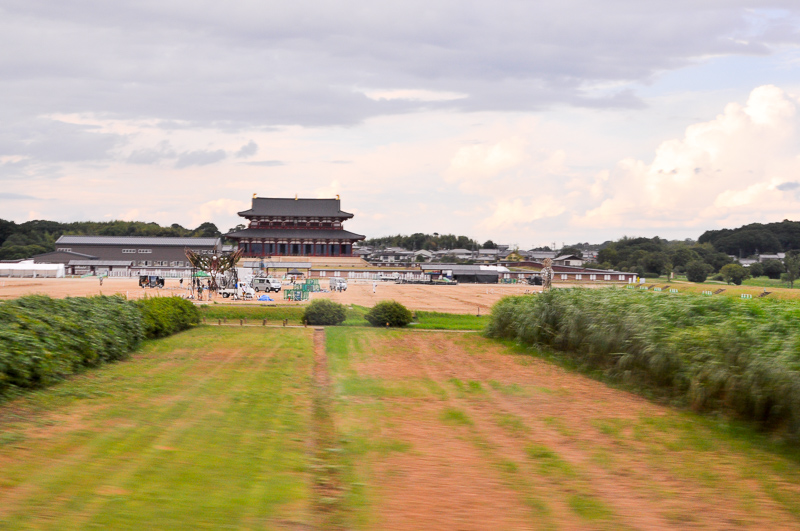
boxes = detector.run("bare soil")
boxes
[336,331,800,530]
[0,277,538,313]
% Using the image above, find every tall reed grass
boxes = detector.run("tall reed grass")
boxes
[0,295,199,399]
[487,289,800,438]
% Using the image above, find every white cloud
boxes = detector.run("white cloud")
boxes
[315,179,342,198]
[574,85,800,231]
[483,198,566,230]
[360,88,468,102]
[188,198,249,229]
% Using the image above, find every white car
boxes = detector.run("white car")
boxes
[252,277,282,292]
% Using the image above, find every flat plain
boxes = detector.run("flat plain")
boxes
[2,325,800,529]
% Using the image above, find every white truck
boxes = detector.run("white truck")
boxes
[252,277,283,293]
[329,278,348,291]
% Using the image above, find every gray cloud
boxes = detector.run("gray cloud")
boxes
[0,119,123,162]
[243,160,284,167]
[1,1,797,132]
[235,140,258,158]
[175,149,227,168]
[777,181,800,191]
[127,141,177,164]
[0,192,38,200]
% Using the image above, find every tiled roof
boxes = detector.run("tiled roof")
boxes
[225,228,365,240]
[238,197,354,218]
[56,236,219,246]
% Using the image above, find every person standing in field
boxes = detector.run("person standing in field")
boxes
[373,281,377,294]
[99,276,103,286]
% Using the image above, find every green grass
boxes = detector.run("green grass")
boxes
[440,407,473,425]
[742,277,800,289]
[411,311,489,330]
[495,413,529,436]
[341,306,489,330]
[199,304,306,324]
[0,327,315,529]
[568,494,614,521]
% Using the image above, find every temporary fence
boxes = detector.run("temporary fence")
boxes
[283,288,309,301]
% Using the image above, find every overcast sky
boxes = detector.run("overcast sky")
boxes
[2,1,800,247]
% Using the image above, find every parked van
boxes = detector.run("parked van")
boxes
[329,278,348,291]
[252,277,282,292]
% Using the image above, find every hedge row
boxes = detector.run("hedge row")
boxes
[137,296,201,338]
[487,289,800,438]
[0,295,199,398]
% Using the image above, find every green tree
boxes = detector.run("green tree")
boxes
[482,240,497,249]
[783,253,800,288]
[662,262,674,280]
[686,261,709,283]
[193,222,221,237]
[763,259,785,280]
[719,263,748,285]
[748,262,764,278]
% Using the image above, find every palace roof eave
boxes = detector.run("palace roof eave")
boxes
[225,228,365,240]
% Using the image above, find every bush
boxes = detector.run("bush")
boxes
[303,299,346,325]
[0,295,143,396]
[686,261,709,283]
[365,300,413,327]
[748,262,764,278]
[136,296,200,339]
[720,263,748,285]
[487,289,800,440]
[0,294,200,400]
[763,259,785,279]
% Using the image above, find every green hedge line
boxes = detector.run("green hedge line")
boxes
[137,296,200,338]
[487,289,800,438]
[0,295,199,398]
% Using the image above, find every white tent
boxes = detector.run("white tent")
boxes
[0,260,65,278]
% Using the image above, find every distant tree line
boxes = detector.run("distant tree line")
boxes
[0,219,221,261]
[363,233,481,251]
[699,219,800,256]
[590,236,732,279]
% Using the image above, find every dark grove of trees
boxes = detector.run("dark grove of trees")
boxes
[699,219,800,256]
[592,236,733,277]
[0,219,221,261]
[363,233,479,251]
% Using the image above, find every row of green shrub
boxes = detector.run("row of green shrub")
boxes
[0,295,199,398]
[304,299,413,327]
[487,289,800,438]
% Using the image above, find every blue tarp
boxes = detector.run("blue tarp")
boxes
[258,295,274,301]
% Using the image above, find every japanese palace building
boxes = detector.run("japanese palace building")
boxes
[225,196,365,258]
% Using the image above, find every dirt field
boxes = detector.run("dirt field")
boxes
[0,277,540,313]
[329,329,800,529]
[4,276,800,314]
[2,325,800,528]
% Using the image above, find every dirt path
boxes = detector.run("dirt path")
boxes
[331,329,800,530]
[311,328,348,530]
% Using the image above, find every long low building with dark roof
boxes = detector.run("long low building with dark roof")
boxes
[34,236,221,276]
